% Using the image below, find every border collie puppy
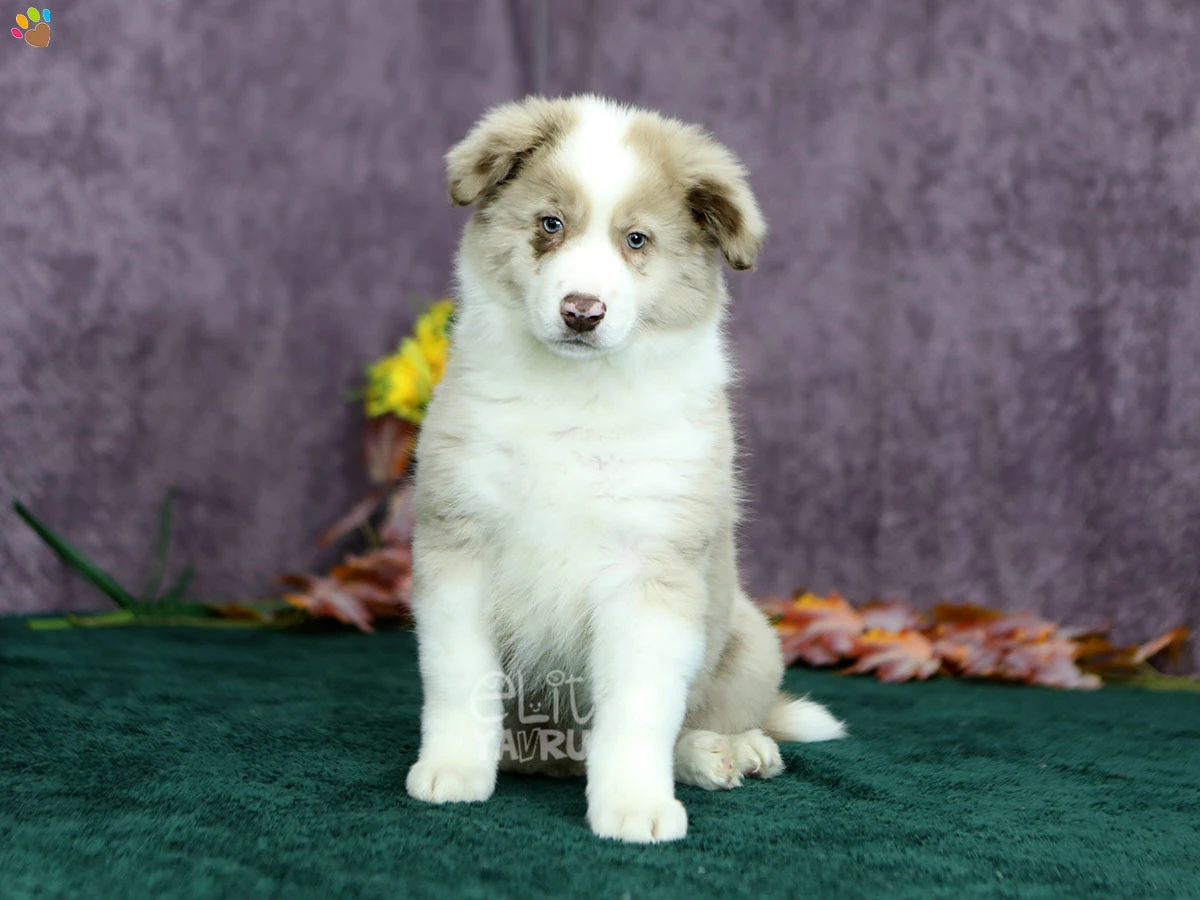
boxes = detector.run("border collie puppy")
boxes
[406,95,845,843]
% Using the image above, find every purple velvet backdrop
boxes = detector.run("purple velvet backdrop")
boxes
[2,1,1198,667]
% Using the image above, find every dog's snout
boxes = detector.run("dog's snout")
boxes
[560,293,606,333]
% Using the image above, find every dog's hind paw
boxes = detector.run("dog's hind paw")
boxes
[674,729,743,790]
[730,728,784,779]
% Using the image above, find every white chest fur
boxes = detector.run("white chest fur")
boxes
[436,373,728,674]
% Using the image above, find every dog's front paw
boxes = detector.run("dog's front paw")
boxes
[588,794,688,843]
[406,759,496,804]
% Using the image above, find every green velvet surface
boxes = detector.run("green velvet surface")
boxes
[1,620,1197,900]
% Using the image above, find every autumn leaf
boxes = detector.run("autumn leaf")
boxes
[930,623,1004,677]
[860,599,923,632]
[318,416,418,549]
[204,601,292,623]
[364,414,419,486]
[378,481,417,546]
[985,611,1058,644]
[279,542,413,633]
[843,629,941,682]
[337,543,414,579]
[1076,626,1191,683]
[763,589,1189,691]
[930,602,1003,625]
[317,489,386,549]
[284,575,387,633]
[770,592,864,667]
[1133,626,1189,664]
[998,638,1101,690]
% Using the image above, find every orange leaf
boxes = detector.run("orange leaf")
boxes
[771,592,864,667]
[1133,626,1189,664]
[365,415,418,485]
[844,629,940,682]
[317,489,385,549]
[206,602,273,622]
[379,482,417,546]
[932,625,1004,677]
[286,581,376,633]
[860,599,923,632]
[997,638,1101,689]
[986,612,1058,644]
[930,602,1003,625]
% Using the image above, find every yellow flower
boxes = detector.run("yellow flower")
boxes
[363,299,455,423]
[421,299,455,335]
[415,318,450,384]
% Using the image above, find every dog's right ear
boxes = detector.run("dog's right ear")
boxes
[446,97,573,207]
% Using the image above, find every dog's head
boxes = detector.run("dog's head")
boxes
[446,95,766,359]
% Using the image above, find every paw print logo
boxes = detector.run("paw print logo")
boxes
[10,7,50,47]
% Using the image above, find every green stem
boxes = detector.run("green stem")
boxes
[27,610,137,630]
[360,520,382,550]
[139,491,174,603]
[1111,665,1200,692]
[13,501,137,608]
[26,614,279,630]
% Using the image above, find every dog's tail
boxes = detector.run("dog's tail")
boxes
[762,692,847,743]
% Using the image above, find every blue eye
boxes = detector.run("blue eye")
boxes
[542,217,563,234]
[626,231,648,250]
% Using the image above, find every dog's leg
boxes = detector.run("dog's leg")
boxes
[687,592,786,733]
[406,553,503,804]
[585,577,705,844]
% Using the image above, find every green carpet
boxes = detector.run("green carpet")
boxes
[1,620,1197,900]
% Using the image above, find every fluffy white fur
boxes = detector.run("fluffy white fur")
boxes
[405,95,846,844]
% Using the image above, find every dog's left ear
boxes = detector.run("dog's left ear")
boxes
[446,97,573,207]
[682,134,767,271]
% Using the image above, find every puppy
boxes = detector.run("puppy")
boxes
[405,95,846,843]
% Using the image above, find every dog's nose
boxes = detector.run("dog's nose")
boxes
[560,293,606,333]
